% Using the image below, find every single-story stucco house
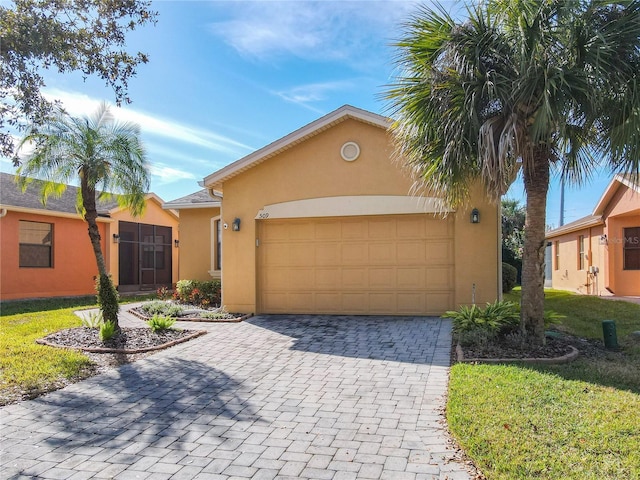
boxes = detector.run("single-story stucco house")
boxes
[169,105,500,315]
[0,172,179,300]
[546,173,639,296]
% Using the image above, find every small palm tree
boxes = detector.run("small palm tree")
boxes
[15,102,150,328]
[386,0,640,345]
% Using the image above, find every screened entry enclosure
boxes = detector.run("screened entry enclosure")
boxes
[118,221,172,292]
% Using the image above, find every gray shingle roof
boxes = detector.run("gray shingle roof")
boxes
[0,172,119,216]
[163,189,221,209]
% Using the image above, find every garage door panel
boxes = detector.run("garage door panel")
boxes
[397,292,425,314]
[342,220,367,239]
[369,268,395,288]
[342,268,367,287]
[369,293,396,313]
[258,214,454,315]
[342,243,368,264]
[425,242,452,264]
[397,267,425,289]
[288,268,314,289]
[426,267,454,289]
[369,243,395,264]
[316,268,340,288]
[397,241,426,263]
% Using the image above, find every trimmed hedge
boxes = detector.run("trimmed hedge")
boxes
[174,279,221,307]
[502,262,518,293]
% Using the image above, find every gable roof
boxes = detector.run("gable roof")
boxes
[592,173,640,215]
[546,173,639,239]
[0,172,119,216]
[0,172,173,220]
[203,105,391,190]
[163,189,221,210]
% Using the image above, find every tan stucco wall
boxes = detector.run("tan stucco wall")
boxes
[216,118,499,314]
[550,225,605,295]
[108,198,180,286]
[175,207,221,281]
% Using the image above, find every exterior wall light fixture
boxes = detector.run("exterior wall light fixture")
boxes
[232,218,241,231]
[470,208,480,224]
[174,239,180,248]
[113,233,120,243]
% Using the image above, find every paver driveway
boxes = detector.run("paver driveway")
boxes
[0,314,473,480]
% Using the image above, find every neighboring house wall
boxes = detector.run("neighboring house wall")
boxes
[215,117,499,314]
[548,176,639,296]
[176,207,221,281]
[0,210,108,300]
[551,225,605,295]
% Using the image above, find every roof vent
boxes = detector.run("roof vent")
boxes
[340,141,360,162]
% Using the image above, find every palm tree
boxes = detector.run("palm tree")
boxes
[15,102,150,328]
[386,0,640,345]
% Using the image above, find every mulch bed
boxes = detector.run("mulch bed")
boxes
[128,306,251,323]
[455,330,620,364]
[37,327,206,353]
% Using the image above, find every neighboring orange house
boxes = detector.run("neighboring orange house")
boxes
[162,189,221,281]
[0,172,179,300]
[186,105,501,316]
[546,174,640,296]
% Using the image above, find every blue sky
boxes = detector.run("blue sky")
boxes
[2,0,614,227]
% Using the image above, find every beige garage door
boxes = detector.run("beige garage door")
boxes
[257,214,454,315]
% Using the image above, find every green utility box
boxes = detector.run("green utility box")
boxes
[602,320,619,350]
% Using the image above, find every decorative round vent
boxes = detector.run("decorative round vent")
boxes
[340,141,360,162]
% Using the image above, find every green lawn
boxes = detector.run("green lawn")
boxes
[448,289,640,480]
[0,294,155,405]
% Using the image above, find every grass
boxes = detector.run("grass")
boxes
[0,294,155,405]
[448,289,640,480]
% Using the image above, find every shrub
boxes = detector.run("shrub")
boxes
[445,300,520,335]
[175,279,221,308]
[148,314,176,332]
[140,301,184,318]
[502,262,518,293]
[156,286,172,300]
[96,274,119,324]
[82,311,103,328]
[99,321,117,342]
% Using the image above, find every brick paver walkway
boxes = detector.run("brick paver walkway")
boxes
[1,312,473,479]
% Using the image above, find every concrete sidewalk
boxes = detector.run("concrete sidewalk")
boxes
[0,314,475,479]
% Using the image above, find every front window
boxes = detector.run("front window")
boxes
[623,227,640,270]
[578,235,585,270]
[215,218,222,271]
[19,220,53,268]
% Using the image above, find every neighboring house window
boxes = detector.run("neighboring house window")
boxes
[19,220,53,268]
[578,235,585,270]
[554,240,560,270]
[623,227,640,270]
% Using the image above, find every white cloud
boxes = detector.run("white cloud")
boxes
[209,1,419,63]
[42,89,254,156]
[149,163,198,185]
[273,80,356,112]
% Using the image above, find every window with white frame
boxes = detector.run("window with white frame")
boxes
[19,220,53,268]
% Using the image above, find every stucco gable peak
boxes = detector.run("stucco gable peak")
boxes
[203,105,391,189]
[592,173,640,216]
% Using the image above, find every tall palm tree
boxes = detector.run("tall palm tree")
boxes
[15,102,150,328]
[386,0,640,345]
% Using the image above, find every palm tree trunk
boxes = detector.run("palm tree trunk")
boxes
[81,175,120,329]
[521,150,549,346]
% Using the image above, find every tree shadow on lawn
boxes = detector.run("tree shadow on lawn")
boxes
[24,357,262,453]
[247,314,451,367]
